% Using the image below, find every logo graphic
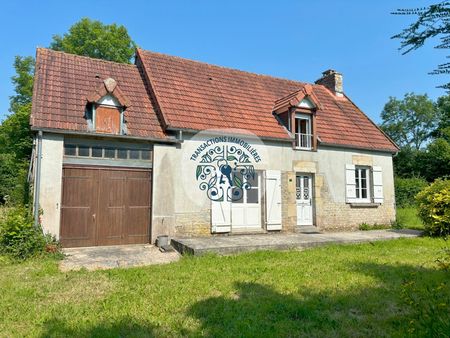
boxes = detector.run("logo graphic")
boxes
[190,136,262,202]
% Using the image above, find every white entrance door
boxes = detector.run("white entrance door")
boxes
[296,174,313,226]
[231,172,261,229]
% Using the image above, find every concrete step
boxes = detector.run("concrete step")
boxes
[296,226,321,234]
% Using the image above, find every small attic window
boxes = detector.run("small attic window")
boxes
[86,78,131,135]
[94,95,123,135]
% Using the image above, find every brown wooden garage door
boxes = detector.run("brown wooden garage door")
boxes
[60,167,151,247]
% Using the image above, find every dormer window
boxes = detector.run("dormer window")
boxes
[94,94,123,134]
[86,77,131,135]
[273,85,320,151]
[294,114,312,149]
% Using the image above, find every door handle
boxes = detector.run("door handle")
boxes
[92,214,96,223]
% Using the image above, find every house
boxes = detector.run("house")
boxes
[29,48,399,247]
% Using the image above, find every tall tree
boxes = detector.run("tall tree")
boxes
[436,95,450,139]
[0,18,136,204]
[392,2,450,90]
[9,56,34,113]
[50,18,136,64]
[380,93,438,150]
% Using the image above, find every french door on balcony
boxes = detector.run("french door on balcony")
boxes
[294,114,312,149]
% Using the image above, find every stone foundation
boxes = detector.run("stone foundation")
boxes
[173,210,211,237]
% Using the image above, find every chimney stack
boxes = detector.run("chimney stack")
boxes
[315,69,343,97]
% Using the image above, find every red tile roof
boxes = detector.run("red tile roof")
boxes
[31,48,398,152]
[137,48,398,152]
[31,48,167,139]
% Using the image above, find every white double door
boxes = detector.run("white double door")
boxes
[231,172,261,229]
[296,174,313,226]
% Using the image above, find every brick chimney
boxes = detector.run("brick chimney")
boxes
[315,69,343,97]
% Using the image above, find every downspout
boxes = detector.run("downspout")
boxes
[33,131,43,228]
[177,130,184,142]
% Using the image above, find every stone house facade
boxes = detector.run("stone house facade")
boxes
[30,48,398,247]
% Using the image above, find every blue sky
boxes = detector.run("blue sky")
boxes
[0,0,445,123]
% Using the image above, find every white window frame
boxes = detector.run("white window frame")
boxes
[354,166,371,203]
[294,113,312,150]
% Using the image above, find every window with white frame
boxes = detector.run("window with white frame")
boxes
[355,166,371,202]
[294,114,312,149]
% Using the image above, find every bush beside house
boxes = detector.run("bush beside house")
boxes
[416,178,450,237]
[0,207,60,260]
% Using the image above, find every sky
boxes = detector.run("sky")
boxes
[0,0,445,123]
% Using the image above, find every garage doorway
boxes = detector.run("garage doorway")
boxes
[60,166,151,247]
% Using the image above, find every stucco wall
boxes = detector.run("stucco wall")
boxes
[38,133,64,238]
[151,133,396,239]
[36,132,396,243]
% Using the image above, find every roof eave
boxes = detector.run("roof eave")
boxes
[166,126,293,143]
[318,141,399,155]
[30,126,181,144]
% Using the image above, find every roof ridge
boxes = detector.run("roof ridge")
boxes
[137,48,313,86]
[37,47,137,68]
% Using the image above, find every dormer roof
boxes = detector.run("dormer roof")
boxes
[273,84,322,112]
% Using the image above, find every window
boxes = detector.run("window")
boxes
[129,149,140,160]
[64,144,76,156]
[104,148,115,159]
[78,145,90,157]
[91,147,103,157]
[355,166,371,202]
[63,143,152,162]
[231,172,260,204]
[117,149,128,159]
[294,114,312,149]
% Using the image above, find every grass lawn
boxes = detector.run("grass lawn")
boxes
[1,238,449,337]
[397,207,424,230]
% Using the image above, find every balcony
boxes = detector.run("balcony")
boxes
[295,133,313,150]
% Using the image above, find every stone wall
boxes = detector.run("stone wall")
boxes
[173,210,211,237]
[281,171,296,232]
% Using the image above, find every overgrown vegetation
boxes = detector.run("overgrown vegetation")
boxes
[416,178,450,237]
[0,238,448,337]
[0,207,60,260]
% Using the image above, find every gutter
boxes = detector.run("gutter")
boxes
[30,127,181,144]
[166,127,293,143]
[33,131,43,228]
[318,142,398,155]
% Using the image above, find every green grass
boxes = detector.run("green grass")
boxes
[1,238,449,337]
[397,206,424,230]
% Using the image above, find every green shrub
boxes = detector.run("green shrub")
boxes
[0,207,60,259]
[395,177,428,208]
[416,178,450,237]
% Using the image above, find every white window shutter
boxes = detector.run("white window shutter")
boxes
[211,200,231,233]
[265,170,282,230]
[211,167,231,233]
[345,164,357,203]
[372,166,384,204]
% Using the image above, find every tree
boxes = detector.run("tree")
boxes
[9,56,34,113]
[50,18,136,64]
[392,2,450,90]
[436,95,450,139]
[380,93,439,150]
[419,138,450,181]
[0,18,136,204]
